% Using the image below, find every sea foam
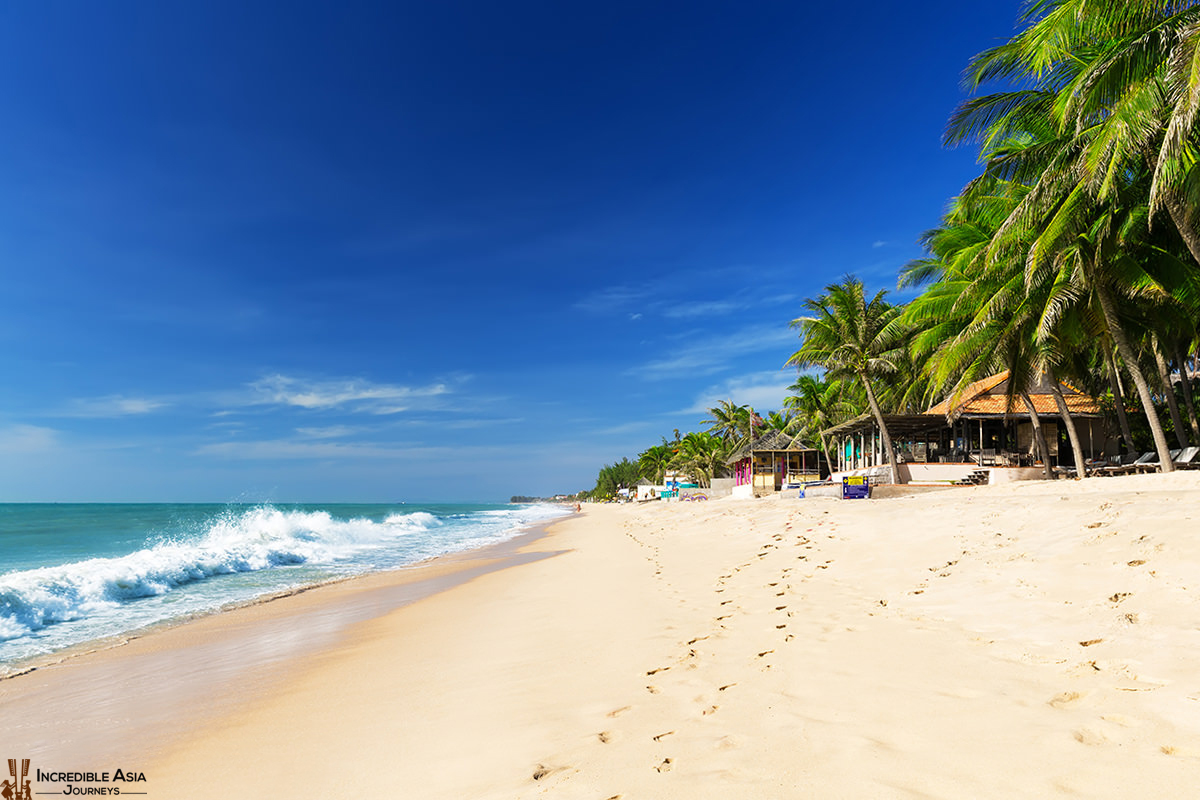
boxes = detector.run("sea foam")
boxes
[0,505,486,643]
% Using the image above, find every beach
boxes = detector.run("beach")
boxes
[6,475,1200,797]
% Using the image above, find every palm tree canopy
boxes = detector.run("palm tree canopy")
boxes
[787,277,905,388]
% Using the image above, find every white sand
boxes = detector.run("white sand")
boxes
[11,473,1200,797]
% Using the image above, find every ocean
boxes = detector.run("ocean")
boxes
[0,502,568,674]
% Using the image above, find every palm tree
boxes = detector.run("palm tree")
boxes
[1026,178,1188,469]
[637,442,674,484]
[700,400,753,449]
[760,410,798,434]
[671,431,729,488]
[900,180,1061,477]
[953,0,1200,266]
[787,277,905,474]
[784,374,845,456]
[946,17,1200,471]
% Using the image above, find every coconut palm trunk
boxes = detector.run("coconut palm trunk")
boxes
[1047,372,1089,478]
[1153,338,1189,448]
[1172,342,1200,441]
[860,372,897,478]
[1020,391,1055,480]
[1101,342,1135,451]
[1095,283,1175,471]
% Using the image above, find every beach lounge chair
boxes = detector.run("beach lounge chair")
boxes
[1174,446,1200,469]
[1134,449,1181,473]
[1124,452,1160,474]
[1099,452,1142,476]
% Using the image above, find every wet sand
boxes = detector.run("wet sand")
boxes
[0,524,562,768]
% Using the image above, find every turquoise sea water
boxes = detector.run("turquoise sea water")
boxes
[0,502,568,672]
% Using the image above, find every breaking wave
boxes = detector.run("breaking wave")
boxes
[0,504,562,643]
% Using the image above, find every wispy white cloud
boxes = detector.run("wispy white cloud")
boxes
[661,299,746,319]
[0,424,60,454]
[295,425,361,439]
[592,420,657,437]
[627,324,797,380]
[195,438,416,460]
[443,417,525,429]
[658,292,799,320]
[573,285,649,314]
[248,374,452,415]
[682,370,797,415]
[194,437,509,462]
[59,395,168,418]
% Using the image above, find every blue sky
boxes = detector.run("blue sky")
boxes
[0,1,1021,502]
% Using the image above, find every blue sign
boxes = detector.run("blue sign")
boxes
[842,476,870,499]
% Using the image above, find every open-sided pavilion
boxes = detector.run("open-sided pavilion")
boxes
[820,371,1107,485]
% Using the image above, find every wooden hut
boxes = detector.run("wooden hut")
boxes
[726,430,827,497]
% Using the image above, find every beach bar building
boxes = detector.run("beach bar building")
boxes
[820,371,1106,486]
[727,430,828,498]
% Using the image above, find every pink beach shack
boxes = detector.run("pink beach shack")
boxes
[726,430,827,498]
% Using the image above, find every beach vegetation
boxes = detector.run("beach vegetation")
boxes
[700,400,757,449]
[585,457,642,500]
[584,0,1200,492]
[784,0,1200,476]
[787,278,907,469]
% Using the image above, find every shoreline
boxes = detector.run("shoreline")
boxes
[7,476,1200,797]
[0,511,568,681]
[0,514,571,768]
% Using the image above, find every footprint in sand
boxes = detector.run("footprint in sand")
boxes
[647,685,661,694]
[1048,691,1086,709]
[598,731,612,743]
[1073,727,1108,746]
[702,705,719,716]
[532,764,567,781]
[655,758,673,773]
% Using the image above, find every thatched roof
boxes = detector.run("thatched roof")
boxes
[818,370,1104,440]
[725,430,818,465]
